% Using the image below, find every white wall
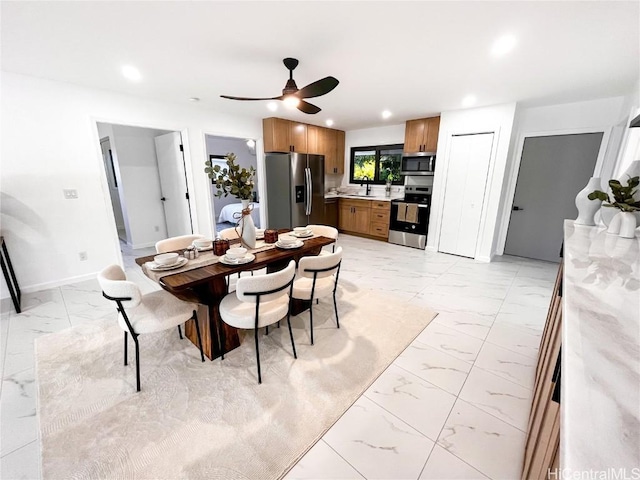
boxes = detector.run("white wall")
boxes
[343,123,406,197]
[0,72,261,297]
[427,103,517,262]
[109,124,172,248]
[494,95,634,255]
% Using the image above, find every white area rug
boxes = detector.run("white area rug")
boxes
[36,288,437,479]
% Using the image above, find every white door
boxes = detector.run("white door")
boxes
[439,133,494,258]
[154,132,193,237]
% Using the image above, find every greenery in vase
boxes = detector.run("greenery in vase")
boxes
[205,152,256,200]
[588,175,640,212]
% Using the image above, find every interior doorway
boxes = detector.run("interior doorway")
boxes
[504,132,603,262]
[204,134,260,233]
[96,122,194,249]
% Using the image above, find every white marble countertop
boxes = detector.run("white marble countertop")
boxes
[562,220,640,472]
[324,193,401,202]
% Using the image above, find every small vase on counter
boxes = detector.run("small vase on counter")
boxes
[618,212,638,239]
[575,177,602,226]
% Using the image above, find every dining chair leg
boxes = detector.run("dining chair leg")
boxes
[265,325,269,336]
[124,331,128,366]
[286,312,297,359]
[309,300,314,345]
[178,325,183,339]
[218,316,226,361]
[192,310,205,362]
[133,334,141,392]
[333,292,340,329]
[254,328,262,384]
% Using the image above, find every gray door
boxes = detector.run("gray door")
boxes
[265,153,292,229]
[308,155,325,225]
[504,133,603,262]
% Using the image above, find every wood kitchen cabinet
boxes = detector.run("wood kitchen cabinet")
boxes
[339,198,371,235]
[403,116,440,154]
[262,118,307,153]
[263,118,345,174]
[369,201,390,238]
[522,262,563,479]
[338,198,390,239]
[329,130,345,175]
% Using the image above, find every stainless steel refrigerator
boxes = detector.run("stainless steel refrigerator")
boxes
[265,153,325,229]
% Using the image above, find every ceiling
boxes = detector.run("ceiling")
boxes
[2,1,638,130]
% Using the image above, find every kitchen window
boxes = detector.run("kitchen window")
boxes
[350,144,404,185]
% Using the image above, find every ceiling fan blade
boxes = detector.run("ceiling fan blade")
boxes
[296,76,339,99]
[220,95,282,101]
[297,100,321,114]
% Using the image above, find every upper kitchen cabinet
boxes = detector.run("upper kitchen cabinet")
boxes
[403,116,440,154]
[262,118,307,153]
[263,118,345,174]
[324,129,345,175]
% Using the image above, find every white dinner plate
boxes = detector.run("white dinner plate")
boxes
[148,257,188,271]
[219,253,256,266]
[193,245,213,252]
[276,240,304,249]
[291,231,313,238]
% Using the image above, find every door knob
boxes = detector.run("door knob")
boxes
[160,197,166,201]
[512,205,523,211]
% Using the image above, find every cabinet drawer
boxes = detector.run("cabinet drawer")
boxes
[339,198,372,209]
[371,210,390,223]
[370,222,389,237]
[371,201,390,210]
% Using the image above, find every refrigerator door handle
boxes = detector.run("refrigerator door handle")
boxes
[306,167,313,216]
[304,168,313,215]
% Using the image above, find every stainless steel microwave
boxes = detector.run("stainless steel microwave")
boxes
[400,154,436,176]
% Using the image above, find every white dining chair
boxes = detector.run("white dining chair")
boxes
[218,260,297,384]
[98,264,205,392]
[155,234,205,253]
[218,227,240,240]
[306,224,338,253]
[291,247,342,345]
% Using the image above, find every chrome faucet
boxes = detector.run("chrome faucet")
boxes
[360,175,371,196]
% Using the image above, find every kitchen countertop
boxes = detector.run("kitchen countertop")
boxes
[562,220,640,472]
[324,193,402,202]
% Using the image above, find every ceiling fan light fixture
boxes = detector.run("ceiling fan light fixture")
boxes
[283,95,300,109]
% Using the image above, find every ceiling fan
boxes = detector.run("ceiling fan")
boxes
[220,58,339,114]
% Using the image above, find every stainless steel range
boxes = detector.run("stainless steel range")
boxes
[388,184,432,249]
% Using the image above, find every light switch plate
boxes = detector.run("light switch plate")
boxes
[63,189,78,199]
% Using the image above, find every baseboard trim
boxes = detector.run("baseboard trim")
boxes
[130,242,156,249]
[0,272,99,301]
[475,255,493,263]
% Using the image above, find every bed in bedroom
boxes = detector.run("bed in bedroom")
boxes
[217,202,261,227]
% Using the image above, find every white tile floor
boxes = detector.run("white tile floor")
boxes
[0,235,558,480]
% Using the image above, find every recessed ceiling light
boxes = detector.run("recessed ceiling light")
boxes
[121,65,142,82]
[189,97,200,102]
[325,119,334,127]
[246,139,256,148]
[491,34,517,57]
[462,95,477,108]
[382,110,392,119]
[267,102,278,112]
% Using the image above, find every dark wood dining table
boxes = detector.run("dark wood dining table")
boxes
[135,235,335,360]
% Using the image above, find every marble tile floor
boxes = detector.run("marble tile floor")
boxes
[0,234,558,480]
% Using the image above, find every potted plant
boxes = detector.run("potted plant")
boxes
[205,153,257,247]
[588,176,640,238]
